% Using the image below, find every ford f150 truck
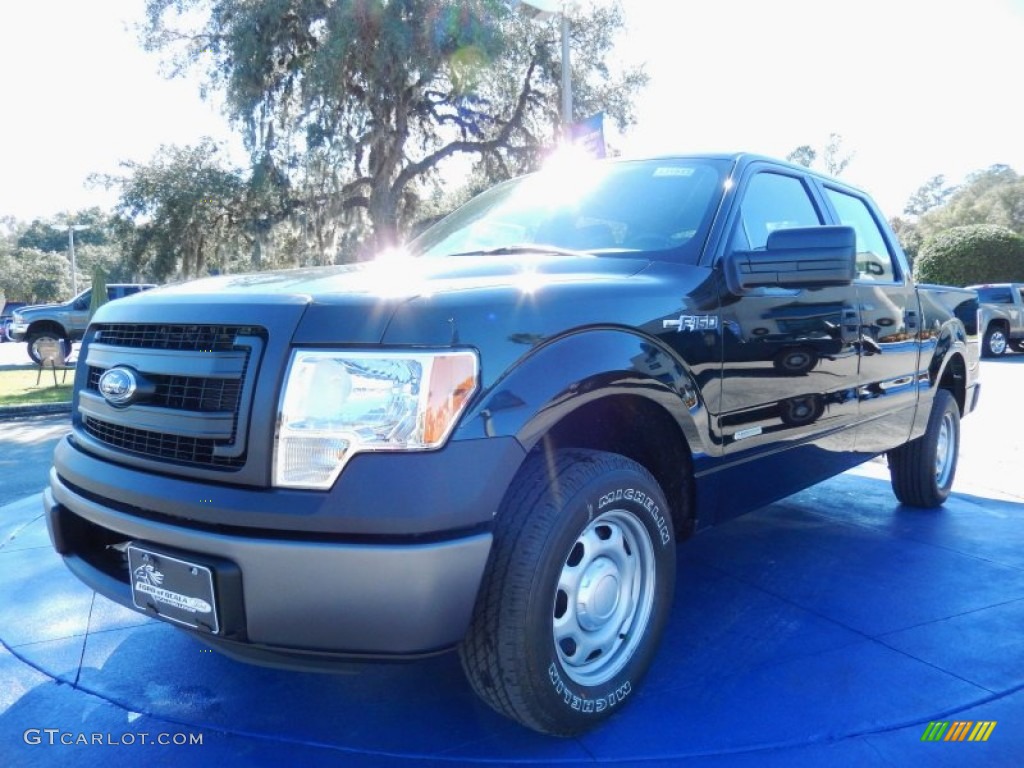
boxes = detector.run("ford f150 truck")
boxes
[45,154,980,736]
[969,282,1024,357]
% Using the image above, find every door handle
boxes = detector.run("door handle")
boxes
[905,309,919,333]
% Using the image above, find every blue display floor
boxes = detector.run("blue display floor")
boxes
[3,466,1023,767]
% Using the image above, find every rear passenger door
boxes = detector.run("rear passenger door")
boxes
[821,185,922,452]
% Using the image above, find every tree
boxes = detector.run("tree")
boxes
[823,133,854,177]
[915,164,1024,244]
[915,224,1024,286]
[94,140,250,280]
[785,133,853,177]
[889,216,924,267]
[786,145,816,168]
[904,175,956,217]
[89,264,109,319]
[16,208,113,252]
[0,248,75,303]
[142,0,647,254]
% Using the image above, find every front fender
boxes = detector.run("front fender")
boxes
[453,328,714,460]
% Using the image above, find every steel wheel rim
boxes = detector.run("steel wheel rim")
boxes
[553,508,656,686]
[989,331,1007,355]
[935,411,956,488]
[785,351,811,369]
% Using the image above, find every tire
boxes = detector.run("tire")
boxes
[779,395,825,427]
[1011,340,1024,354]
[887,388,960,508]
[982,325,1008,358]
[459,449,676,736]
[772,347,818,375]
[26,332,72,366]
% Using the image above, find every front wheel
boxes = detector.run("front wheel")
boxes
[887,388,960,507]
[982,325,1008,357]
[460,449,676,736]
[26,332,72,366]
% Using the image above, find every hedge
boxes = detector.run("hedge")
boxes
[915,224,1024,286]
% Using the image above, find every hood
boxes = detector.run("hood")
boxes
[95,254,650,346]
[13,299,73,315]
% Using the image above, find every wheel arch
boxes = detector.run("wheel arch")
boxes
[936,350,968,415]
[532,394,697,539]
[26,319,70,340]
[455,328,708,539]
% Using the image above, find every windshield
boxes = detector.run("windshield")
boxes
[410,157,730,263]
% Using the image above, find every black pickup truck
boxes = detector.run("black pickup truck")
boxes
[45,153,980,736]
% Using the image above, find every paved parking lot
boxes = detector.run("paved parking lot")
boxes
[1,356,1022,766]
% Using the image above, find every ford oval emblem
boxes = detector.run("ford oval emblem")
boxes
[98,367,138,406]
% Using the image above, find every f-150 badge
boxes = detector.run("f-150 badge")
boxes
[663,315,719,332]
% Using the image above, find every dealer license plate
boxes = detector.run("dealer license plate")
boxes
[127,544,220,634]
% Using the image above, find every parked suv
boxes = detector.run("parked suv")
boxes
[969,283,1024,357]
[9,284,156,363]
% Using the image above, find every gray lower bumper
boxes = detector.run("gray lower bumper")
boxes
[45,479,492,658]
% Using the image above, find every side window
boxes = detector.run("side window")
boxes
[825,188,898,282]
[732,172,822,251]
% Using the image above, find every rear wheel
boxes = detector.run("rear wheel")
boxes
[773,346,818,375]
[982,325,1007,357]
[887,388,960,507]
[460,448,676,736]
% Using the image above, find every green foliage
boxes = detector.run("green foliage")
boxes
[142,0,646,254]
[94,140,250,280]
[889,216,924,266]
[915,224,1024,286]
[916,165,1024,241]
[786,145,816,168]
[904,175,956,217]
[89,265,109,318]
[0,247,74,303]
[785,133,853,177]
[16,208,113,252]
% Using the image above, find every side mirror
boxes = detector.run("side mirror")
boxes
[724,225,856,294]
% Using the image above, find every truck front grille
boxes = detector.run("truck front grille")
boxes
[77,324,266,471]
[91,323,251,352]
[86,368,243,413]
[82,416,245,468]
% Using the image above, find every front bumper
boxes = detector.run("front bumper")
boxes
[9,322,27,342]
[46,435,526,661]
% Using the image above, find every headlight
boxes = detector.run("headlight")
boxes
[274,349,479,489]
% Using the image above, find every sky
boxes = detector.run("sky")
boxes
[1,0,1023,225]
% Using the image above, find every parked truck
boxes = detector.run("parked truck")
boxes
[45,154,980,736]
[9,283,155,364]
[969,282,1024,357]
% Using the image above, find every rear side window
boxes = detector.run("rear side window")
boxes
[975,287,1014,304]
[825,188,898,282]
[731,172,822,251]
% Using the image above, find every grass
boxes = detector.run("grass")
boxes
[0,364,73,406]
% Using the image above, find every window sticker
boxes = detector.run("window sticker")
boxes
[652,167,696,177]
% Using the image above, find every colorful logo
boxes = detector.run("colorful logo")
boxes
[921,721,996,742]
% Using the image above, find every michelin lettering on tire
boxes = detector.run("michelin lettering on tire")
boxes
[598,487,672,545]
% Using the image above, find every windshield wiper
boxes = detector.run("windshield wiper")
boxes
[445,244,588,258]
